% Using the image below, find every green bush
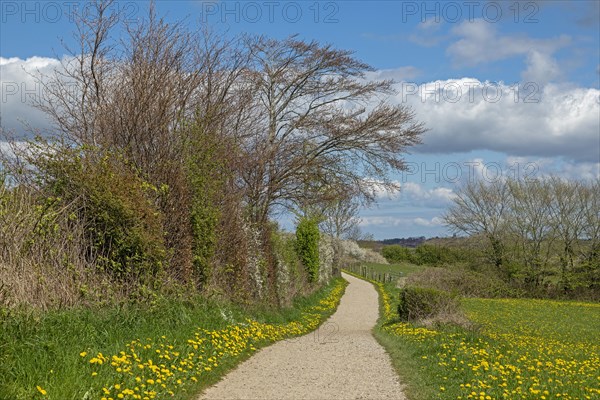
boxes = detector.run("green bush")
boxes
[398,286,460,322]
[382,245,414,263]
[412,244,460,265]
[186,126,226,286]
[40,148,166,280]
[295,216,320,282]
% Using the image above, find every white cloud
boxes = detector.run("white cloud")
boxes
[409,20,446,47]
[556,161,600,181]
[367,180,456,208]
[365,179,402,199]
[396,78,600,162]
[0,56,61,133]
[399,182,456,207]
[447,19,570,67]
[521,50,562,85]
[414,216,445,227]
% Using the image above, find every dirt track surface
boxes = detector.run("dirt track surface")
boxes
[199,272,406,400]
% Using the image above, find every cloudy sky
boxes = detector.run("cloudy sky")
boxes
[1,0,599,239]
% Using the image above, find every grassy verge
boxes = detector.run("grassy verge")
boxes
[344,269,600,400]
[0,278,347,400]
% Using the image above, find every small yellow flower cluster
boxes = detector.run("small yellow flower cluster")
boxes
[79,279,346,400]
[384,322,438,341]
[375,280,395,322]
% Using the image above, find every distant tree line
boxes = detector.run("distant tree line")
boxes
[380,237,427,248]
[444,177,600,296]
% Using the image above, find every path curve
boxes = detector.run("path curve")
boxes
[199,272,405,400]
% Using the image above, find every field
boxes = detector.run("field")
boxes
[347,270,600,400]
[0,279,346,400]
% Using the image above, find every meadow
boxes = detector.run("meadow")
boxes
[345,270,600,400]
[0,278,347,400]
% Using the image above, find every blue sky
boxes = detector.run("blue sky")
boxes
[1,1,599,239]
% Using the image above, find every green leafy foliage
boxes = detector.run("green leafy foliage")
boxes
[414,244,453,265]
[382,245,414,263]
[295,216,320,282]
[186,124,235,288]
[39,148,166,280]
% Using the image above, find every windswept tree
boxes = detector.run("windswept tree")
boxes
[239,36,425,225]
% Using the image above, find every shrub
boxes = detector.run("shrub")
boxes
[272,230,311,306]
[398,286,461,322]
[382,245,414,263]
[186,125,229,286]
[1,180,117,309]
[295,216,320,282]
[413,244,444,265]
[39,148,166,280]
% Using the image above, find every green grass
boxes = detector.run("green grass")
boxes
[0,278,347,400]
[364,262,424,275]
[348,271,600,400]
[463,297,600,345]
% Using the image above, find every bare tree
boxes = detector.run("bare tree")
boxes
[319,196,362,240]
[238,36,425,225]
[444,179,509,270]
[547,178,586,290]
[579,178,600,288]
[33,0,119,147]
[506,179,556,286]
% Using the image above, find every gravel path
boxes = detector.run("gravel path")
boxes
[199,272,406,400]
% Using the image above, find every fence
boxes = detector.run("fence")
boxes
[344,264,404,284]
